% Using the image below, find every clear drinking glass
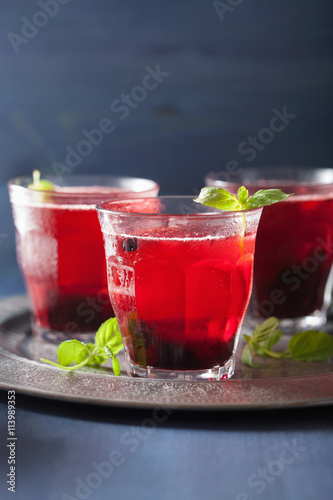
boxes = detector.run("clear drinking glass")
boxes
[205,167,333,332]
[8,174,159,341]
[97,197,262,380]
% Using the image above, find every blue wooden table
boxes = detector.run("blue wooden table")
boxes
[0,390,332,500]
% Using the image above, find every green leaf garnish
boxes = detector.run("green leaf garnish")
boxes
[194,186,293,211]
[41,317,124,376]
[288,330,333,361]
[237,186,249,207]
[95,316,124,354]
[241,342,259,368]
[246,189,292,209]
[105,345,121,376]
[194,185,293,256]
[28,170,55,191]
[194,187,241,210]
[242,317,333,367]
[57,339,88,366]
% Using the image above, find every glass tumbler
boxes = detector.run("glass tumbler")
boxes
[97,197,262,380]
[8,174,159,341]
[205,167,333,332]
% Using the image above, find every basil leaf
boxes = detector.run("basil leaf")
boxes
[245,189,292,210]
[241,342,259,367]
[57,340,88,367]
[105,345,122,376]
[193,187,240,211]
[288,330,333,361]
[237,186,249,208]
[261,328,283,351]
[95,317,124,354]
[267,327,283,350]
[112,355,121,377]
[76,343,107,366]
[43,317,123,376]
[252,316,280,343]
[242,316,333,368]
[29,179,55,191]
[28,170,55,191]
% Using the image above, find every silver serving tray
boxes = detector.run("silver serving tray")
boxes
[0,295,332,410]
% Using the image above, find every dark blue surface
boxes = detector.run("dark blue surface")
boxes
[0,393,333,500]
[0,2,333,499]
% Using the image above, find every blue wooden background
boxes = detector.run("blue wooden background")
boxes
[1,0,333,189]
[0,0,333,291]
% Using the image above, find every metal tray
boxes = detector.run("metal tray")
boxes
[0,295,332,410]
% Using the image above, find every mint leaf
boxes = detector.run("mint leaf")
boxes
[251,316,280,343]
[41,317,124,376]
[77,343,107,366]
[105,345,121,376]
[111,354,121,377]
[241,342,259,368]
[252,340,285,359]
[252,330,283,358]
[57,341,106,368]
[28,170,55,191]
[242,317,333,368]
[242,317,287,366]
[245,189,292,210]
[288,331,333,361]
[95,317,123,354]
[57,340,88,366]
[194,186,293,212]
[237,186,249,208]
[193,187,240,211]
[263,328,283,351]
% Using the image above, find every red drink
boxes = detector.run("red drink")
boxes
[111,231,255,370]
[13,199,112,334]
[205,168,333,329]
[98,197,262,379]
[9,175,159,338]
[251,193,333,319]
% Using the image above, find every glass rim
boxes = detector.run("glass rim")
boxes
[205,166,333,187]
[7,174,160,198]
[96,196,263,219]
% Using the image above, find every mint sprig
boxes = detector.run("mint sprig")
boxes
[242,317,333,367]
[194,186,292,211]
[28,170,55,191]
[41,317,124,376]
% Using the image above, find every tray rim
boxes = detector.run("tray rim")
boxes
[1,295,333,411]
[1,348,333,410]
